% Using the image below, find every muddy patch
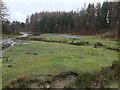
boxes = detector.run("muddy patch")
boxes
[31,83,39,88]
[52,71,78,88]
[32,72,78,88]
[53,74,77,88]
[3,71,78,88]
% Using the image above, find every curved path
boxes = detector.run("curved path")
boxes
[2,32,29,52]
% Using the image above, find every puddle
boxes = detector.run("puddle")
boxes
[22,43,30,45]
[63,35,80,39]
[48,34,80,39]
[20,42,30,46]
[19,32,29,38]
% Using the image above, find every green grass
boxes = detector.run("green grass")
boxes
[2,39,117,85]
[106,82,118,88]
[78,36,117,47]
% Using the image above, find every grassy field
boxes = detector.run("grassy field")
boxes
[2,34,118,88]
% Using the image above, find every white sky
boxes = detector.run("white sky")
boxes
[3,0,106,22]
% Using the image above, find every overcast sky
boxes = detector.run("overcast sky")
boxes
[4,0,105,22]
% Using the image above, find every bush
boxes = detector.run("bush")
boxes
[74,60,119,88]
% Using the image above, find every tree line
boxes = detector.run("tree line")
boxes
[2,20,25,34]
[1,1,120,35]
[25,2,119,34]
[1,0,25,34]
